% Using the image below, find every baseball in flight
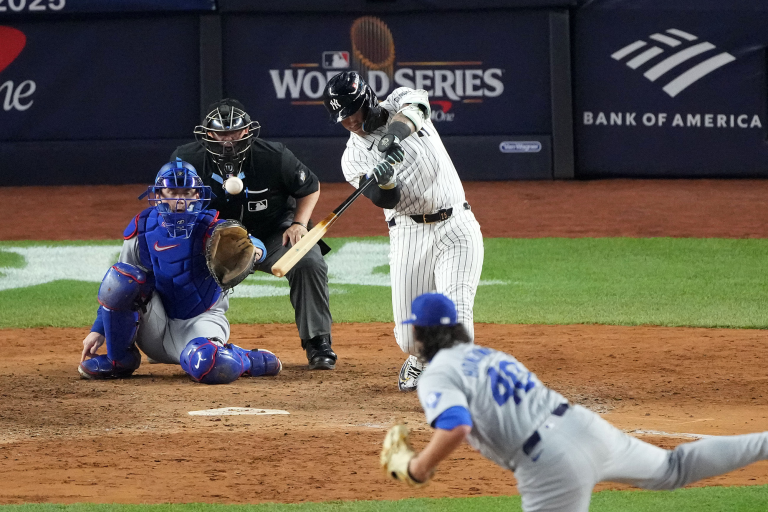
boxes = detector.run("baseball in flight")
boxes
[224,177,243,195]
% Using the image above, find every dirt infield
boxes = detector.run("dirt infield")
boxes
[1,180,767,504]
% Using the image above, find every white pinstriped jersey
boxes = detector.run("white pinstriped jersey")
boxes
[339,87,484,357]
[340,87,466,222]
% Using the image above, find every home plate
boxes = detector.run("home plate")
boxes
[188,407,289,416]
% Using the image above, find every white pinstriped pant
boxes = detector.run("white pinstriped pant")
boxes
[388,207,484,355]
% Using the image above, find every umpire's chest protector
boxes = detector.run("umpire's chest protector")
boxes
[127,208,222,319]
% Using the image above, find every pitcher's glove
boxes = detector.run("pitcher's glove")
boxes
[205,220,257,291]
[380,424,430,487]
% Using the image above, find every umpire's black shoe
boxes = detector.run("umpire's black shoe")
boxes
[302,335,337,370]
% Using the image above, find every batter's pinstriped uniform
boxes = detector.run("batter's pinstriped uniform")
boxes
[340,87,484,357]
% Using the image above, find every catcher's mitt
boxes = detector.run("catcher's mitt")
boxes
[205,220,257,291]
[380,424,429,487]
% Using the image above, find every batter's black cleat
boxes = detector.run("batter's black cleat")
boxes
[398,355,425,392]
[302,335,337,370]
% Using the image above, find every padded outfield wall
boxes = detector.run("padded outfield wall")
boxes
[0,0,574,185]
[573,0,768,178]
[1,0,767,185]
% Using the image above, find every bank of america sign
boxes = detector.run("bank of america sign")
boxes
[611,28,735,98]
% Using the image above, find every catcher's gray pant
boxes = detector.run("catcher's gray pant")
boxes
[135,293,230,364]
[253,229,332,341]
[510,404,768,512]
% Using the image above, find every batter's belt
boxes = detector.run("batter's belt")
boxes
[522,403,570,456]
[387,202,471,227]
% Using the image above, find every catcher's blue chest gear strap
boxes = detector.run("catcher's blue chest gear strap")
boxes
[126,208,221,319]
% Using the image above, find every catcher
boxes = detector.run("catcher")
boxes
[78,158,281,384]
[382,292,768,512]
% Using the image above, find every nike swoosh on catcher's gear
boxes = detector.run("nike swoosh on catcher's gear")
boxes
[154,242,180,252]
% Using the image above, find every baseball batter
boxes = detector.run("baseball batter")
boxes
[381,292,768,511]
[322,71,484,392]
[79,159,281,384]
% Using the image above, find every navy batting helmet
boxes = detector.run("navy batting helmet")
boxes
[322,71,387,132]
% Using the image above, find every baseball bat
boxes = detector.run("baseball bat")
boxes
[271,177,377,277]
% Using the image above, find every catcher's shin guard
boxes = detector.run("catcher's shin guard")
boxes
[180,337,248,384]
[78,345,141,380]
[245,349,282,377]
[103,309,140,363]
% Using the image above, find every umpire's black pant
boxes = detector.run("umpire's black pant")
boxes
[253,229,332,343]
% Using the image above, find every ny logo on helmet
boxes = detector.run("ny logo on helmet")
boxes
[329,99,341,110]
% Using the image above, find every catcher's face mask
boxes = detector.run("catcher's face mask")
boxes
[143,159,213,238]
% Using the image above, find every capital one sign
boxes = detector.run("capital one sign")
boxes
[0,25,36,111]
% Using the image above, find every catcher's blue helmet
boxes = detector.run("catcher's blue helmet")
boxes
[142,158,213,238]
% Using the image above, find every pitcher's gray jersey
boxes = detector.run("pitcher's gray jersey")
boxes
[417,341,768,512]
[340,87,484,357]
[418,343,566,470]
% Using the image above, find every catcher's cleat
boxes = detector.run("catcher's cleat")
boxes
[78,346,141,380]
[246,349,282,377]
[398,355,424,392]
[302,335,337,370]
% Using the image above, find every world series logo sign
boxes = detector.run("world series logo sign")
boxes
[268,16,505,124]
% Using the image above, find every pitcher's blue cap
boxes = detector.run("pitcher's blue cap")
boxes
[402,292,458,327]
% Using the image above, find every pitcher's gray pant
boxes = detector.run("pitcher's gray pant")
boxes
[254,229,332,341]
[511,404,768,512]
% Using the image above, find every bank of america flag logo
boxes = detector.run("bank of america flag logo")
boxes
[611,28,735,98]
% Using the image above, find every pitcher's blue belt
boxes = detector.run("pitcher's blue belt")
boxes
[522,403,570,456]
[388,202,470,227]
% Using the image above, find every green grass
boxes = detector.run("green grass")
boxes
[1,237,766,329]
[477,237,768,328]
[1,486,768,511]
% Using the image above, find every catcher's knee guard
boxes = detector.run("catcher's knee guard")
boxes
[180,337,248,384]
[98,263,152,311]
[245,349,282,377]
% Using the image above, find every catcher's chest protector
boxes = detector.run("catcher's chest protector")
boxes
[130,209,221,319]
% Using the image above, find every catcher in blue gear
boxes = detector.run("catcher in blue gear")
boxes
[79,159,281,384]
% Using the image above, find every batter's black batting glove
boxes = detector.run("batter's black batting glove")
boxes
[371,161,397,190]
[380,137,405,165]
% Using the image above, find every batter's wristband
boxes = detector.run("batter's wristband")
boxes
[291,221,307,229]
[385,121,412,143]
